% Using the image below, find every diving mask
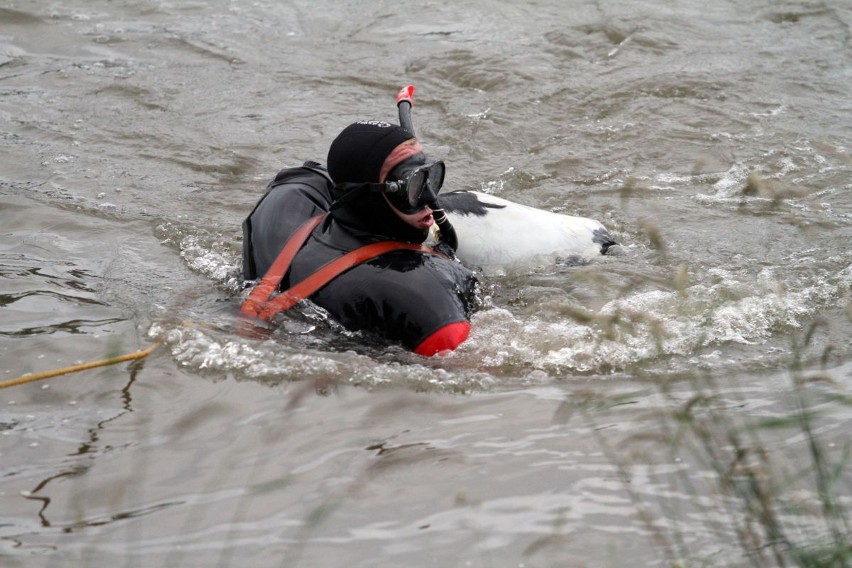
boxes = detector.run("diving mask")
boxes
[384,160,445,214]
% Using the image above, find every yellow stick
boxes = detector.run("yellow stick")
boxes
[0,343,160,390]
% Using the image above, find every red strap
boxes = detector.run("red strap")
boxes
[257,240,441,321]
[240,215,325,318]
[414,321,471,356]
[241,215,447,323]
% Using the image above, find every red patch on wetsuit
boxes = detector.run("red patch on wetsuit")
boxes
[414,321,471,356]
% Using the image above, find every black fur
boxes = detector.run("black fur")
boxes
[593,228,617,254]
[438,191,506,217]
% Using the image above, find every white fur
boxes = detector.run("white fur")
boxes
[441,192,610,273]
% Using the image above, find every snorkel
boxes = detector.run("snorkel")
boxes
[396,85,459,252]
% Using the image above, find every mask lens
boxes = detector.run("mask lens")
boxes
[406,161,445,209]
[426,161,445,194]
[406,169,427,209]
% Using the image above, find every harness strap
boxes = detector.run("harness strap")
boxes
[240,215,324,319]
[241,215,446,323]
[257,240,442,320]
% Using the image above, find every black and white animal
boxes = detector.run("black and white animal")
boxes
[435,191,617,273]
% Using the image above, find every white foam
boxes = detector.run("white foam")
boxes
[711,162,750,196]
[178,234,242,290]
[456,258,852,376]
[148,323,499,392]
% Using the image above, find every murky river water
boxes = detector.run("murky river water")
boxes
[2,0,851,566]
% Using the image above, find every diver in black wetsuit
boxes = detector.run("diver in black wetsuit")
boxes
[241,121,479,355]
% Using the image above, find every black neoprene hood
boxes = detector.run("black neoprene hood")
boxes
[326,121,414,184]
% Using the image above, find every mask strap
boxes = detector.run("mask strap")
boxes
[331,182,400,210]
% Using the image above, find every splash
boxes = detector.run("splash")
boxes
[148,323,499,393]
[461,259,852,377]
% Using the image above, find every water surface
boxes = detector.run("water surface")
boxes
[2,0,851,566]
